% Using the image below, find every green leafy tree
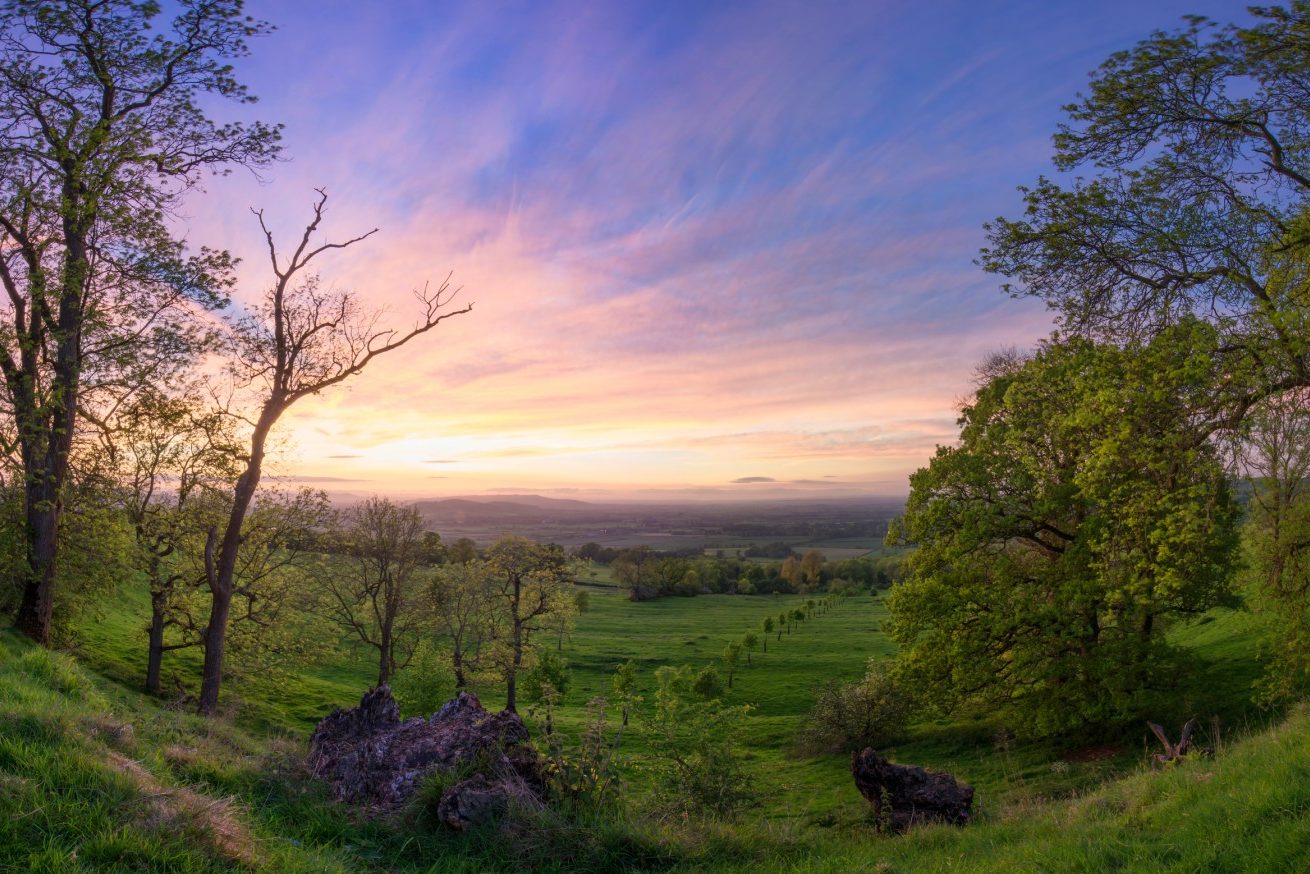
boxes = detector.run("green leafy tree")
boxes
[1,0,281,645]
[888,326,1240,736]
[523,648,571,704]
[320,497,430,687]
[1239,389,1310,704]
[646,665,757,819]
[742,632,758,666]
[427,560,497,689]
[611,659,641,726]
[797,659,915,755]
[981,4,1310,423]
[721,641,741,689]
[447,537,479,564]
[692,665,725,700]
[760,616,773,652]
[485,536,576,713]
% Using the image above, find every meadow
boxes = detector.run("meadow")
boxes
[1,567,1290,872]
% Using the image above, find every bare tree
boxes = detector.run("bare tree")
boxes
[0,0,279,644]
[322,497,428,687]
[196,190,471,714]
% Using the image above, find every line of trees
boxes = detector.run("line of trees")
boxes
[581,543,899,601]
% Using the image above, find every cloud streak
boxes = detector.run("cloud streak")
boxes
[180,0,1242,498]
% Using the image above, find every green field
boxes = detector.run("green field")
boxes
[1,574,1301,871]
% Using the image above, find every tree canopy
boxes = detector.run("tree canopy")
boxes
[888,323,1240,735]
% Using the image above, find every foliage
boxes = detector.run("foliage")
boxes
[692,665,725,701]
[796,658,914,755]
[644,665,758,820]
[318,497,430,686]
[484,536,577,712]
[539,696,624,812]
[524,648,572,704]
[1,0,281,644]
[391,639,456,718]
[980,3,1310,425]
[427,559,498,689]
[1239,389,1310,705]
[889,326,1241,736]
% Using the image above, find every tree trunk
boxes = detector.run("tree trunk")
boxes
[506,575,523,713]
[378,627,392,687]
[146,589,167,695]
[197,578,232,715]
[197,414,273,716]
[452,646,467,689]
[13,216,87,646]
[16,488,59,645]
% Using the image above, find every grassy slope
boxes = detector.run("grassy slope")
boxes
[2,573,1298,872]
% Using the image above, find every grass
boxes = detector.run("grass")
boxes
[0,574,1299,871]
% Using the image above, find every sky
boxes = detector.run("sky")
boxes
[182,0,1251,501]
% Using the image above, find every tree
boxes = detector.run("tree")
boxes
[485,536,574,713]
[1,0,280,644]
[612,545,657,595]
[760,616,773,652]
[1238,389,1310,704]
[779,555,801,590]
[777,611,788,639]
[95,387,239,694]
[447,537,478,564]
[741,632,758,666]
[428,559,497,689]
[799,549,825,591]
[170,487,333,697]
[611,659,640,726]
[321,497,429,687]
[523,648,570,704]
[721,641,741,689]
[692,665,725,700]
[887,326,1240,735]
[981,4,1310,427]
[646,664,757,819]
[196,190,471,714]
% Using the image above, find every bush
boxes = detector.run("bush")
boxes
[524,649,571,704]
[645,665,758,820]
[392,641,456,717]
[796,659,914,755]
[692,666,725,701]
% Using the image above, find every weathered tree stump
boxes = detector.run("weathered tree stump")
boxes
[851,748,974,832]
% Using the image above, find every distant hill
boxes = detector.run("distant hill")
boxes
[412,496,606,525]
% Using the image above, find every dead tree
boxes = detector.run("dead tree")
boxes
[1147,718,1198,766]
[196,190,471,715]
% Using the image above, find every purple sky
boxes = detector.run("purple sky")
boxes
[185,0,1251,500]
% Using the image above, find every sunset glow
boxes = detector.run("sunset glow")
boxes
[190,0,1246,500]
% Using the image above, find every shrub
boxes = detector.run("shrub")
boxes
[392,641,456,717]
[796,659,914,755]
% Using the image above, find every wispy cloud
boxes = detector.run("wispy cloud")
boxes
[195,0,1234,498]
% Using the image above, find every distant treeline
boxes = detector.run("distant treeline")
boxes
[575,543,902,600]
